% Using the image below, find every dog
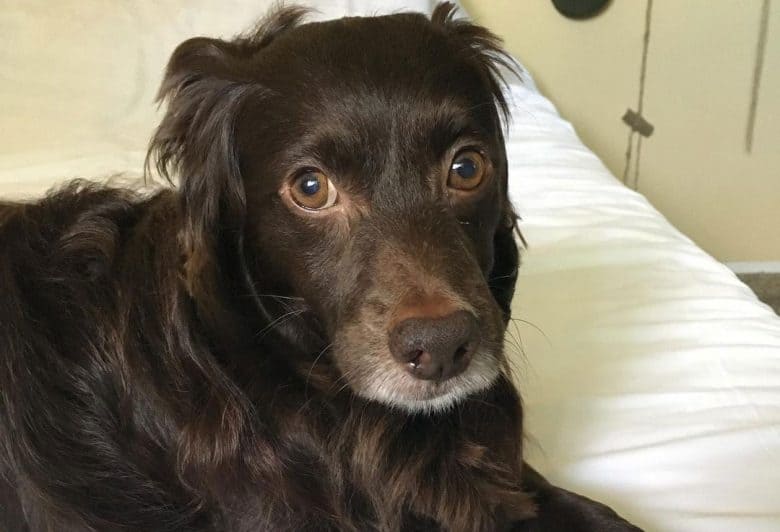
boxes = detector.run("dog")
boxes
[0,4,642,531]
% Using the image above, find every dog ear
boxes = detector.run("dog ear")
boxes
[490,200,521,323]
[146,6,310,486]
[487,126,523,322]
[147,7,309,307]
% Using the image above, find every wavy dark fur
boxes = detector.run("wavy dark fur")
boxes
[0,4,641,531]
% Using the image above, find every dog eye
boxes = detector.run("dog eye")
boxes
[290,170,338,210]
[447,151,485,191]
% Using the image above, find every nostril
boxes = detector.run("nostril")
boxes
[406,350,436,378]
[407,349,424,368]
[453,344,469,362]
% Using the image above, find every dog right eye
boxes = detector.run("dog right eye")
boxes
[289,170,338,211]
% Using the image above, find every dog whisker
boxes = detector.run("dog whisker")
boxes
[509,316,551,346]
[303,342,334,397]
[254,309,307,339]
[254,293,305,301]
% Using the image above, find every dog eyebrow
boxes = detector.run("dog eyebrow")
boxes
[267,96,495,182]
[427,109,491,158]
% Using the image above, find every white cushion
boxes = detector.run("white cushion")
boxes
[0,0,434,198]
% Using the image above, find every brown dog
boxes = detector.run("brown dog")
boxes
[0,4,641,531]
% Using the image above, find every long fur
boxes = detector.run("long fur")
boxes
[0,4,641,531]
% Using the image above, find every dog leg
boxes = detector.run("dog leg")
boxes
[513,463,644,532]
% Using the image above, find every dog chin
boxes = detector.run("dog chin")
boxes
[360,352,501,415]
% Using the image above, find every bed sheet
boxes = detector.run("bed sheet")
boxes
[505,82,780,532]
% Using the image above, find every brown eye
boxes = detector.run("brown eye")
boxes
[447,150,486,191]
[289,170,338,210]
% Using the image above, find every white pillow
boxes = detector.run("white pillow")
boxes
[0,0,434,197]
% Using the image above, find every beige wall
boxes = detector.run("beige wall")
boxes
[464,0,779,262]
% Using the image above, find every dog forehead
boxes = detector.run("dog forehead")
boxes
[235,12,502,193]
[275,13,445,62]
[256,13,487,101]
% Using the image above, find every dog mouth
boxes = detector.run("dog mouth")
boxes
[361,350,501,413]
[331,321,503,414]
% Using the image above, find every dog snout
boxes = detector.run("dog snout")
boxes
[388,310,480,382]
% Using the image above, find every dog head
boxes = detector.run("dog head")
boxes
[149,3,520,414]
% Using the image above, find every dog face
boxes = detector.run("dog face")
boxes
[149,4,519,413]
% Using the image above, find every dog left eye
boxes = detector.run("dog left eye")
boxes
[448,151,486,191]
[289,170,338,210]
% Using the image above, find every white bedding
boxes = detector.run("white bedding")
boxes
[506,83,780,531]
[2,2,779,531]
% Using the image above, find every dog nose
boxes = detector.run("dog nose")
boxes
[388,310,480,382]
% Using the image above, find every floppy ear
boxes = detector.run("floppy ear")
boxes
[147,7,309,309]
[490,201,521,323]
[432,2,522,321]
[145,6,310,486]
[489,128,522,323]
